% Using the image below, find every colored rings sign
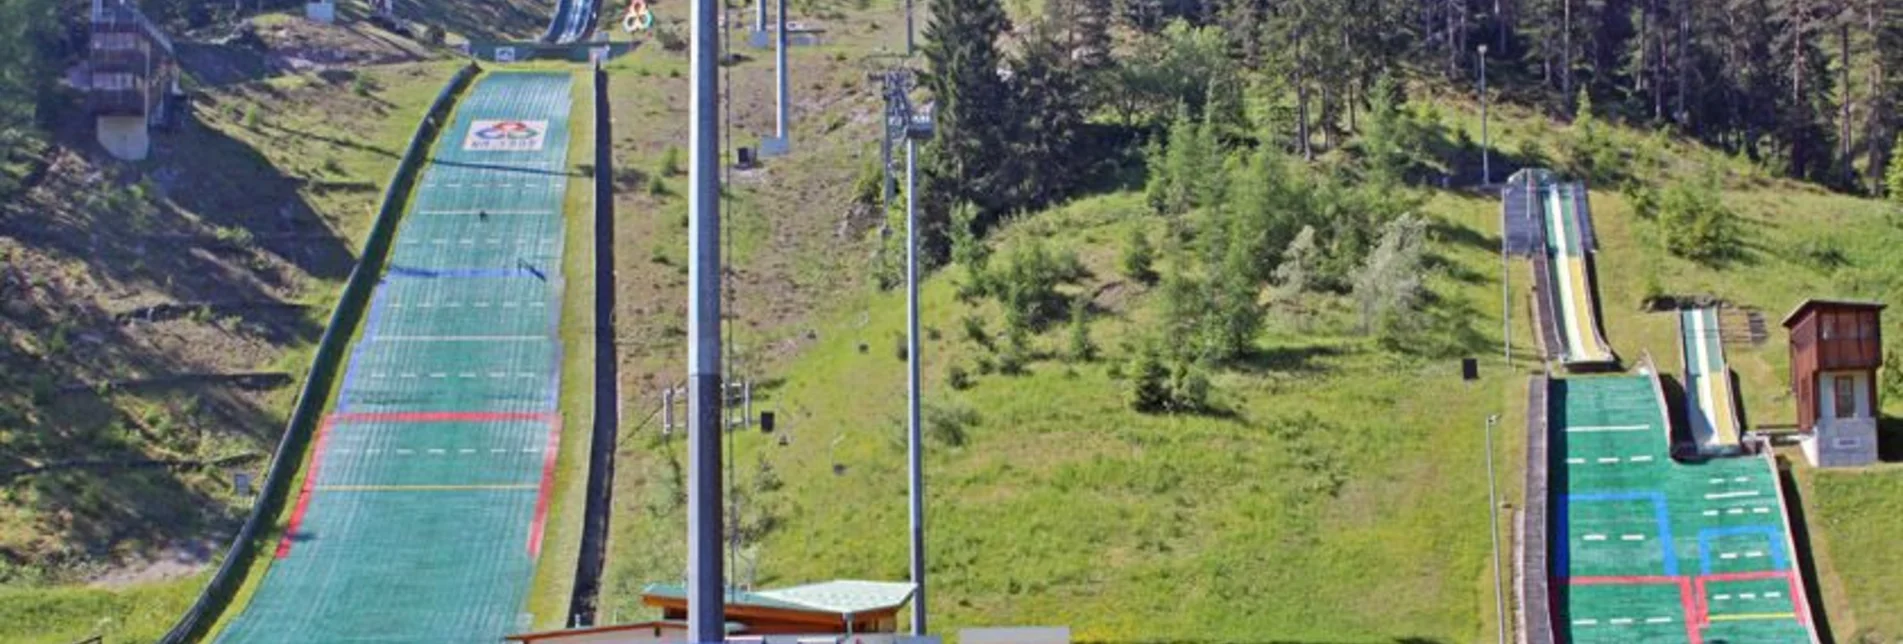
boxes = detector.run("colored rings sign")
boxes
[464,120,549,151]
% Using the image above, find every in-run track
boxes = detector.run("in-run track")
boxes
[217,72,576,642]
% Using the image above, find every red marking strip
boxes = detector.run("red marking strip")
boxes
[1679,577,1702,644]
[328,411,557,424]
[1788,572,1810,626]
[276,418,336,558]
[527,417,561,557]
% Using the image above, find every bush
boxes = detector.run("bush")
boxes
[646,174,669,196]
[991,239,1087,330]
[852,156,885,206]
[1623,182,1660,220]
[1121,226,1158,285]
[1126,341,1209,413]
[961,314,992,350]
[924,402,978,447]
[947,363,973,390]
[1657,178,1738,263]
[659,145,684,177]
[996,325,1031,375]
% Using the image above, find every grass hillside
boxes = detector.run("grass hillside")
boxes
[585,4,1903,642]
[0,35,464,643]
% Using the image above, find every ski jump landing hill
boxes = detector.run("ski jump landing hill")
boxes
[1510,177,1822,644]
[1504,168,1617,370]
[159,69,587,643]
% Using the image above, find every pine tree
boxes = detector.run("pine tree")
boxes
[1122,226,1159,284]
[1200,236,1263,363]
[1047,0,1114,69]
[1008,23,1089,210]
[1887,133,1903,201]
[1067,292,1096,362]
[920,0,1015,262]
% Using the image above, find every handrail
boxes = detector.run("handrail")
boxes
[158,62,482,644]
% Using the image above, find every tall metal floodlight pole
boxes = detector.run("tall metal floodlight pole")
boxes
[1479,44,1491,187]
[775,0,788,143]
[904,124,926,639]
[687,0,725,639]
[1485,414,1506,644]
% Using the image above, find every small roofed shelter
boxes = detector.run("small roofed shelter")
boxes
[505,620,743,644]
[1782,299,1886,467]
[642,580,915,635]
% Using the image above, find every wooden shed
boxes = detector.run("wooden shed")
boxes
[1782,299,1885,467]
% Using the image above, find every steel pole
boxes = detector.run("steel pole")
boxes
[687,0,726,638]
[1485,415,1506,644]
[905,137,926,636]
[775,0,788,142]
[754,0,765,33]
[905,0,915,57]
[1479,45,1491,186]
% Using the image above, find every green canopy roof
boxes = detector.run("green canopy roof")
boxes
[642,580,917,615]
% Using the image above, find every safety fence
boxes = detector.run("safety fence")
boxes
[566,62,618,627]
[158,62,481,644]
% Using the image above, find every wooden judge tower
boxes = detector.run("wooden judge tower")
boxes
[88,0,177,161]
[1782,299,1886,467]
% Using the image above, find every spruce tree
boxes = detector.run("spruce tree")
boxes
[1888,134,1903,203]
[920,0,1014,261]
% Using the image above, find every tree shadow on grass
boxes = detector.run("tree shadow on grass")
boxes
[0,103,369,576]
[1776,459,1838,644]
[1228,342,1343,377]
[1427,218,1501,255]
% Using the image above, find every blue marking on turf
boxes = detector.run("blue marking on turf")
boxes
[386,265,549,280]
[1565,490,1678,576]
[1697,525,1788,575]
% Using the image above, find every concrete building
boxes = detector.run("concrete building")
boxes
[1783,299,1887,467]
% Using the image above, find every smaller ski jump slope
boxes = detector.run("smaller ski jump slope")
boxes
[1539,180,1616,367]
[1549,374,1818,644]
[1679,307,1743,454]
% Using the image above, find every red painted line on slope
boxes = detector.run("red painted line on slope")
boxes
[1679,576,1702,644]
[277,418,336,558]
[329,411,556,424]
[1788,572,1810,626]
[527,417,562,557]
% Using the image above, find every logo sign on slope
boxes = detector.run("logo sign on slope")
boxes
[465,120,548,151]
